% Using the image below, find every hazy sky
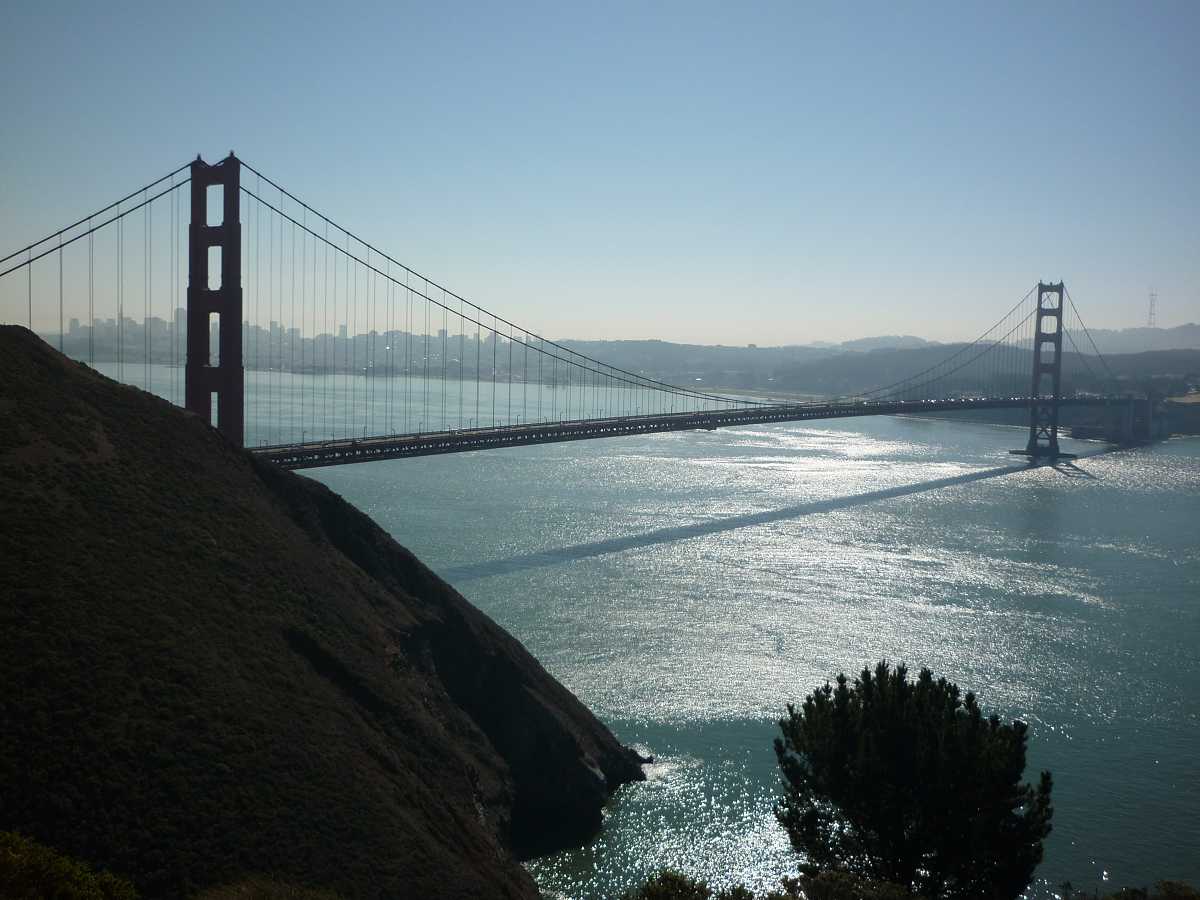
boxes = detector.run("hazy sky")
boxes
[2,1,1197,344]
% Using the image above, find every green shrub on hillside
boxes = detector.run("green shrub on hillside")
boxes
[0,831,138,900]
[618,870,916,900]
[775,661,1053,900]
[620,872,1200,900]
[618,870,752,900]
[779,871,919,899]
[194,876,343,899]
[1061,882,1200,900]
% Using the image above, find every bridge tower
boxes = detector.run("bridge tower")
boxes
[185,154,243,446]
[1015,281,1072,460]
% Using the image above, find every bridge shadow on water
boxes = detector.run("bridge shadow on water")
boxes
[440,447,1114,584]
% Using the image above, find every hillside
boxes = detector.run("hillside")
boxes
[769,345,1200,397]
[1083,322,1200,354]
[0,326,644,899]
[554,337,1200,396]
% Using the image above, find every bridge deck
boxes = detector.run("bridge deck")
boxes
[251,396,1116,470]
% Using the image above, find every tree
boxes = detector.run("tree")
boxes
[0,831,138,900]
[618,870,753,900]
[774,661,1053,900]
[619,870,916,900]
[1061,883,1200,900]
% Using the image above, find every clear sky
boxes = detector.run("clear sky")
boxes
[1,1,1197,344]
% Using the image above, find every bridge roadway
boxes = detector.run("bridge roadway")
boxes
[252,395,1117,470]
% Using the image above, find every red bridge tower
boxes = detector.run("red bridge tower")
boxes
[185,154,243,446]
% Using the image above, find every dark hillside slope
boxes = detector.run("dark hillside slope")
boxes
[0,326,643,899]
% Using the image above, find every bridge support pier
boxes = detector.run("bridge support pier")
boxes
[185,154,243,447]
[1110,399,1137,444]
[1012,281,1074,461]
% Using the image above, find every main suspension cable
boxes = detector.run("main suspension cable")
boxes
[238,182,758,408]
[1,181,190,286]
[0,162,191,267]
[236,160,762,408]
[1064,286,1115,381]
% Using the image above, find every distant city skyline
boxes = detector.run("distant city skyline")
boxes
[42,306,1199,365]
[2,2,1197,344]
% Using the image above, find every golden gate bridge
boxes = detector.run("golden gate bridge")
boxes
[1,154,1139,469]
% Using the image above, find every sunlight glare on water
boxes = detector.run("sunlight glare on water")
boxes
[102,366,1200,896]
[305,412,1200,899]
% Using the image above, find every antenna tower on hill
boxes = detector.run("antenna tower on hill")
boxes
[1147,288,1158,328]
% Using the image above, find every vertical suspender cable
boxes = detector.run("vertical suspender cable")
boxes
[348,234,355,436]
[57,235,63,352]
[474,315,480,429]
[301,210,308,441]
[278,204,287,442]
[142,195,147,385]
[347,233,354,438]
[385,260,393,434]
[268,193,276,443]
[146,194,152,389]
[459,297,465,430]
[420,284,428,432]
[172,185,178,404]
[442,300,448,431]
[313,227,319,436]
[491,314,497,428]
[423,285,430,432]
[337,237,344,439]
[118,215,123,382]
[88,220,94,366]
[253,183,261,442]
[405,271,412,435]
[322,221,329,440]
[256,191,265,444]
[242,192,248,414]
[365,246,369,436]
[294,217,302,444]
[169,186,175,402]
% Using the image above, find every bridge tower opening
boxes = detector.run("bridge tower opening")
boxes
[1013,281,1073,460]
[185,154,243,446]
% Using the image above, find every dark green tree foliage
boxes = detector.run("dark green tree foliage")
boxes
[619,870,917,900]
[0,831,138,900]
[618,870,753,900]
[774,661,1053,899]
[782,872,918,900]
[1061,883,1200,900]
[195,877,344,899]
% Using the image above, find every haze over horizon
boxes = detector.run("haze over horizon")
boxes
[2,1,1197,345]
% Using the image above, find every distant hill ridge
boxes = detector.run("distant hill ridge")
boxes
[1080,322,1200,354]
[0,326,643,899]
[836,335,937,351]
[559,323,1198,357]
[556,330,1199,396]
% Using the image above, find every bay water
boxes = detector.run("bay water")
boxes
[101,364,1200,897]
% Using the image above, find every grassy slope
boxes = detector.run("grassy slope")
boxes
[0,327,642,899]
